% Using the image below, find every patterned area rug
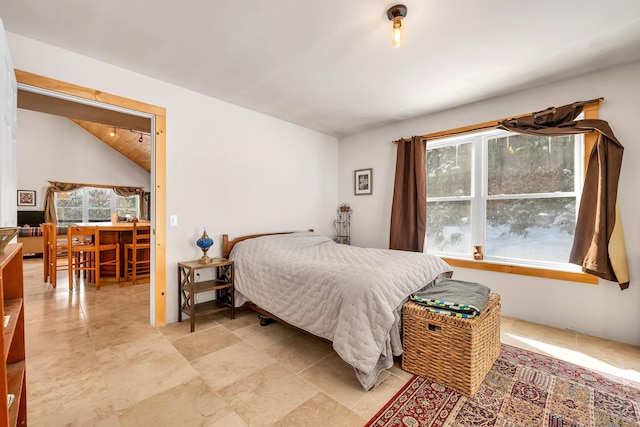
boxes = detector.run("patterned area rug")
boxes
[366,344,640,427]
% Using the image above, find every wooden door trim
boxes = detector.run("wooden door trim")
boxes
[15,69,167,327]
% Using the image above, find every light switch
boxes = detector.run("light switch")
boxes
[169,215,178,227]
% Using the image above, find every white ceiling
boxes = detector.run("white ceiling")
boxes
[2,0,640,137]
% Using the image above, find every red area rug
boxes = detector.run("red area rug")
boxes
[366,343,640,426]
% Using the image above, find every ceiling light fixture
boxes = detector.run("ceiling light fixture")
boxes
[387,4,407,48]
[139,133,144,143]
[110,127,116,137]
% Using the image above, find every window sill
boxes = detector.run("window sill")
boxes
[441,257,598,285]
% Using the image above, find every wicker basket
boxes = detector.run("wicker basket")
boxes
[402,293,501,396]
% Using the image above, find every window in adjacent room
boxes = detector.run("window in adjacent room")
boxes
[425,128,583,269]
[55,187,139,224]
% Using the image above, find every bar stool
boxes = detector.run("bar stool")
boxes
[124,223,151,284]
[67,225,120,290]
[42,223,71,288]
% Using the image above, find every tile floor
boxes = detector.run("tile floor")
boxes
[22,258,640,426]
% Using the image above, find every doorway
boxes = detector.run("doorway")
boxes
[15,70,167,327]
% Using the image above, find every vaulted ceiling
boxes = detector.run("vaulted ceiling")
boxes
[3,1,640,137]
[70,120,151,172]
[17,88,151,172]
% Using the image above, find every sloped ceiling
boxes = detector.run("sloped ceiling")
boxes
[17,89,151,172]
[70,120,151,172]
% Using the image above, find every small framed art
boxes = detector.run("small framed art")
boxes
[17,190,36,207]
[354,168,372,195]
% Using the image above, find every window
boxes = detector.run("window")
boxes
[426,128,583,269]
[55,187,139,224]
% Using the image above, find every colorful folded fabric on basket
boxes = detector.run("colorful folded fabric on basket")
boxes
[410,279,490,318]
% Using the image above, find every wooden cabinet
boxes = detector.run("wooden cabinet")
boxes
[178,259,234,332]
[0,244,26,426]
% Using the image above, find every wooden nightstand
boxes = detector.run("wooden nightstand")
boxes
[178,258,235,332]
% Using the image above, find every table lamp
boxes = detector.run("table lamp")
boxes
[196,228,214,264]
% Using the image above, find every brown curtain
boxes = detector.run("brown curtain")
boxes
[390,136,427,252]
[113,186,145,218]
[45,183,146,223]
[112,186,141,197]
[498,101,629,289]
[44,182,84,223]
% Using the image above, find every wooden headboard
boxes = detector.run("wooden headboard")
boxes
[221,229,314,258]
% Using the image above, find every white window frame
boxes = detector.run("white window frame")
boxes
[55,187,139,223]
[426,128,584,271]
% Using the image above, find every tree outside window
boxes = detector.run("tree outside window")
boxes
[55,187,139,224]
[425,129,582,267]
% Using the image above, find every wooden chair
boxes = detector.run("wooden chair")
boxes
[42,222,51,283]
[124,223,151,284]
[42,223,71,288]
[67,225,120,290]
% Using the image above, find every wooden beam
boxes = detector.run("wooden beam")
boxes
[18,89,151,132]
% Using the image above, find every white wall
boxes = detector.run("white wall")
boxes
[7,32,339,324]
[17,109,150,212]
[339,60,640,346]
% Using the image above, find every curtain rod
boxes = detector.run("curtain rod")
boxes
[48,181,143,190]
[393,97,603,143]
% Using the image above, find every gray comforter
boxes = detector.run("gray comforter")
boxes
[230,232,452,389]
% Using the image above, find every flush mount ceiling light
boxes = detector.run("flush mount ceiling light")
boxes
[387,4,407,48]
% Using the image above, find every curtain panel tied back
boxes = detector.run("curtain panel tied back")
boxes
[390,136,427,252]
[44,182,145,224]
[498,101,629,290]
[44,183,84,223]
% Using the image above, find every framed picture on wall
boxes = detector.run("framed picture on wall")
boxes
[354,168,372,195]
[17,190,36,206]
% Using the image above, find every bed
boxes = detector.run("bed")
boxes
[222,231,453,390]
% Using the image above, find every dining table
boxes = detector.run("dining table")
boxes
[72,221,151,279]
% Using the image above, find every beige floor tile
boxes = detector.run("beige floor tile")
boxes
[351,373,409,419]
[300,353,383,408]
[575,333,640,381]
[192,341,275,391]
[206,411,250,427]
[25,324,93,356]
[95,332,172,372]
[273,392,367,427]
[25,313,88,335]
[27,344,100,382]
[506,319,578,350]
[29,395,120,427]
[171,324,241,361]
[217,363,318,427]
[88,315,158,350]
[387,357,413,381]
[158,315,220,341]
[500,315,516,332]
[20,258,640,426]
[118,376,232,427]
[27,367,112,422]
[233,321,300,350]
[97,335,200,411]
[209,307,259,331]
[263,331,334,373]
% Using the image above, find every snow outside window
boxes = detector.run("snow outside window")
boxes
[425,129,583,269]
